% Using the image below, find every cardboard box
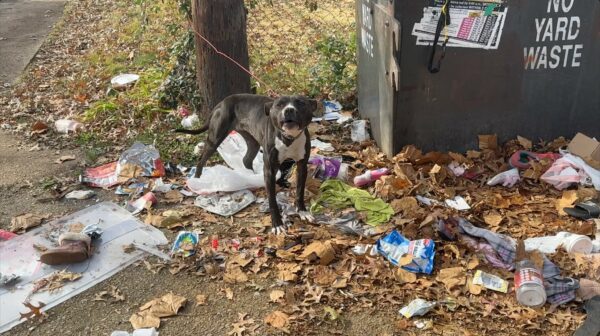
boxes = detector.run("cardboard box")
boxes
[568,133,600,170]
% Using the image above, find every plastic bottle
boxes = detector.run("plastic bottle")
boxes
[353,168,389,187]
[55,119,83,133]
[514,260,546,308]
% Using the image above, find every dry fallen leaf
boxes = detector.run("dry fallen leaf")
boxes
[264,310,290,330]
[299,241,336,266]
[130,293,187,329]
[225,288,234,300]
[19,301,47,321]
[130,311,161,329]
[483,211,503,227]
[395,268,417,283]
[517,135,533,150]
[93,286,125,302]
[467,255,480,270]
[555,190,578,216]
[467,275,482,295]
[54,155,76,164]
[10,213,48,233]
[195,294,207,306]
[228,313,257,336]
[269,290,285,303]
[436,267,466,291]
[224,266,249,284]
[31,120,49,134]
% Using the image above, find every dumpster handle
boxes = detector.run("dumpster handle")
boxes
[428,0,451,74]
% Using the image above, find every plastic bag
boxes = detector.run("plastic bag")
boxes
[351,120,370,142]
[309,156,342,180]
[116,142,165,182]
[194,190,256,217]
[187,132,276,194]
[376,230,436,274]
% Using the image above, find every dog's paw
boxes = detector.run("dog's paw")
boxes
[297,210,315,223]
[270,225,288,235]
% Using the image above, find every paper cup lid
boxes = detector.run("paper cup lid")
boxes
[565,235,593,254]
[518,286,546,307]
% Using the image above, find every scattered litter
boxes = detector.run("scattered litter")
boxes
[351,244,379,256]
[111,328,159,336]
[116,143,165,183]
[187,132,271,194]
[312,100,342,122]
[55,119,83,133]
[509,150,561,170]
[0,230,17,241]
[111,73,140,88]
[323,100,342,114]
[447,161,467,176]
[31,121,48,134]
[416,195,441,206]
[311,180,394,226]
[444,196,471,211]
[314,212,379,237]
[126,192,157,215]
[310,139,334,152]
[568,132,600,170]
[350,120,369,142]
[130,293,187,329]
[180,114,199,129]
[541,153,600,190]
[376,230,436,274]
[151,178,172,193]
[353,168,389,187]
[472,270,509,293]
[170,231,200,257]
[525,232,593,254]
[80,161,119,188]
[0,202,168,333]
[487,168,521,187]
[309,156,346,180]
[0,273,20,287]
[9,213,48,233]
[194,190,256,217]
[514,260,546,308]
[116,182,148,196]
[65,190,95,200]
[399,298,436,318]
[177,106,190,117]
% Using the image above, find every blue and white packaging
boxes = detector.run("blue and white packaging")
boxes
[376,230,436,274]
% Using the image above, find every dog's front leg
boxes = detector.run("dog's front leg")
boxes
[264,155,286,234]
[295,159,314,222]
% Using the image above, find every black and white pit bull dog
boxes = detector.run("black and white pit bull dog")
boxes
[177,94,317,233]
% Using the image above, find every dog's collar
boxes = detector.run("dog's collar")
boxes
[279,129,304,142]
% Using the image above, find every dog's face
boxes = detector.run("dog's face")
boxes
[266,96,318,138]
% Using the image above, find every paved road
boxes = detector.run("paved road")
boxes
[0,0,65,85]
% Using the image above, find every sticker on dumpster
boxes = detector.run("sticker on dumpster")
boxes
[412,0,508,50]
[523,0,584,70]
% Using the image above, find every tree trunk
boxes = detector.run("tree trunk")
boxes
[192,0,250,117]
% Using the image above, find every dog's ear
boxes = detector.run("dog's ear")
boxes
[308,99,322,117]
[264,101,273,116]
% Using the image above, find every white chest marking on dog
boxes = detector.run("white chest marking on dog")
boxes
[275,132,306,162]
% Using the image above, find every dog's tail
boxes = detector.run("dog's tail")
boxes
[174,123,209,135]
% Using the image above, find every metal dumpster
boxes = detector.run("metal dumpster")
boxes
[356,0,600,156]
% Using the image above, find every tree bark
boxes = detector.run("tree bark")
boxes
[192,0,250,117]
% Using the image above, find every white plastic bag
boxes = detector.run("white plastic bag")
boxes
[187,132,277,194]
